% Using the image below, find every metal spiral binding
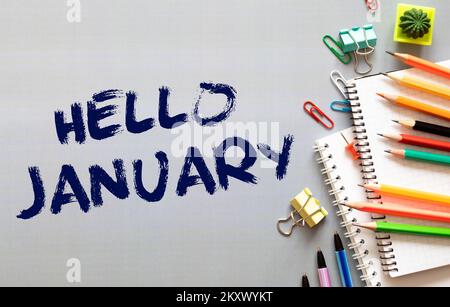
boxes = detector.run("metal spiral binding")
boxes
[348,238,365,250]
[341,217,358,228]
[345,81,397,274]
[345,228,361,238]
[352,249,369,260]
[315,141,378,285]
[356,260,372,270]
[361,271,378,283]
[324,176,341,185]
[336,207,352,217]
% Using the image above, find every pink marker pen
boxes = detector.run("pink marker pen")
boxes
[317,249,332,287]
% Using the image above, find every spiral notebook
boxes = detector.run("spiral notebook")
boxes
[345,60,450,278]
[316,128,382,286]
[316,128,450,287]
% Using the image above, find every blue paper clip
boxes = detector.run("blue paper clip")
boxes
[330,100,352,113]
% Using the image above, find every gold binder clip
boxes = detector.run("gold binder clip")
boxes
[277,188,328,237]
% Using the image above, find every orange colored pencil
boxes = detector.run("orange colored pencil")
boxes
[377,93,450,120]
[383,72,450,100]
[361,183,450,206]
[386,51,450,80]
[345,202,450,224]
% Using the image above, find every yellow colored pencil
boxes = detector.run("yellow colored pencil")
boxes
[383,72,450,100]
[361,183,450,207]
[377,93,450,121]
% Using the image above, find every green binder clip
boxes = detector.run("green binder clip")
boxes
[339,25,377,75]
[323,35,352,65]
[339,25,377,53]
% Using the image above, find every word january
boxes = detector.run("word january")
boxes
[17,83,294,220]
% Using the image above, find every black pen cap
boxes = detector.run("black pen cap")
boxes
[317,249,327,269]
[334,232,344,252]
[302,274,310,287]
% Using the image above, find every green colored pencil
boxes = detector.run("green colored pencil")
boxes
[386,148,450,166]
[354,221,450,238]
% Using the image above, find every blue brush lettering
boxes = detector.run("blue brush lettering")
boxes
[54,103,86,144]
[92,89,124,102]
[125,91,155,134]
[214,137,257,190]
[87,89,123,140]
[176,147,216,196]
[51,165,90,215]
[257,134,294,180]
[17,167,46,220]
[89,159,129,207]
[133,151,169,202]
[159,86,188,129]
[193,82,237,126]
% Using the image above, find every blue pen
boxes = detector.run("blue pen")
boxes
[334,232,353,287]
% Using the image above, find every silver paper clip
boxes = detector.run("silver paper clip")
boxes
[330,70,349,99]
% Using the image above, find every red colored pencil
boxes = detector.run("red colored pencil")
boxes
[378,133,450,152]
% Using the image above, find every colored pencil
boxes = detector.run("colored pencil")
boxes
[386,51,450,80]
[377,93,450,120]
[361,183,450,207]
[393,119,450,138]
[345,202,450,224]
[378,133,450,152]
[354,221,450,238]
[382,72,450,100]
[386,148,450,166]
[334,233,353,287]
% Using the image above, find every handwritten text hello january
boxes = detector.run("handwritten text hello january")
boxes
[18,83,294,220]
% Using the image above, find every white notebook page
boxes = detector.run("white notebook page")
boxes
[351,61,450,277]
[316,128,381,286]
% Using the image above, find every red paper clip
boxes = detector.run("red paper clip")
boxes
[303,101,334,129]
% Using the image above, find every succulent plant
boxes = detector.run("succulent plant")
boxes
[399,8,431,39]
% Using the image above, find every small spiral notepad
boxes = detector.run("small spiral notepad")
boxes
[315,128,382,286]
